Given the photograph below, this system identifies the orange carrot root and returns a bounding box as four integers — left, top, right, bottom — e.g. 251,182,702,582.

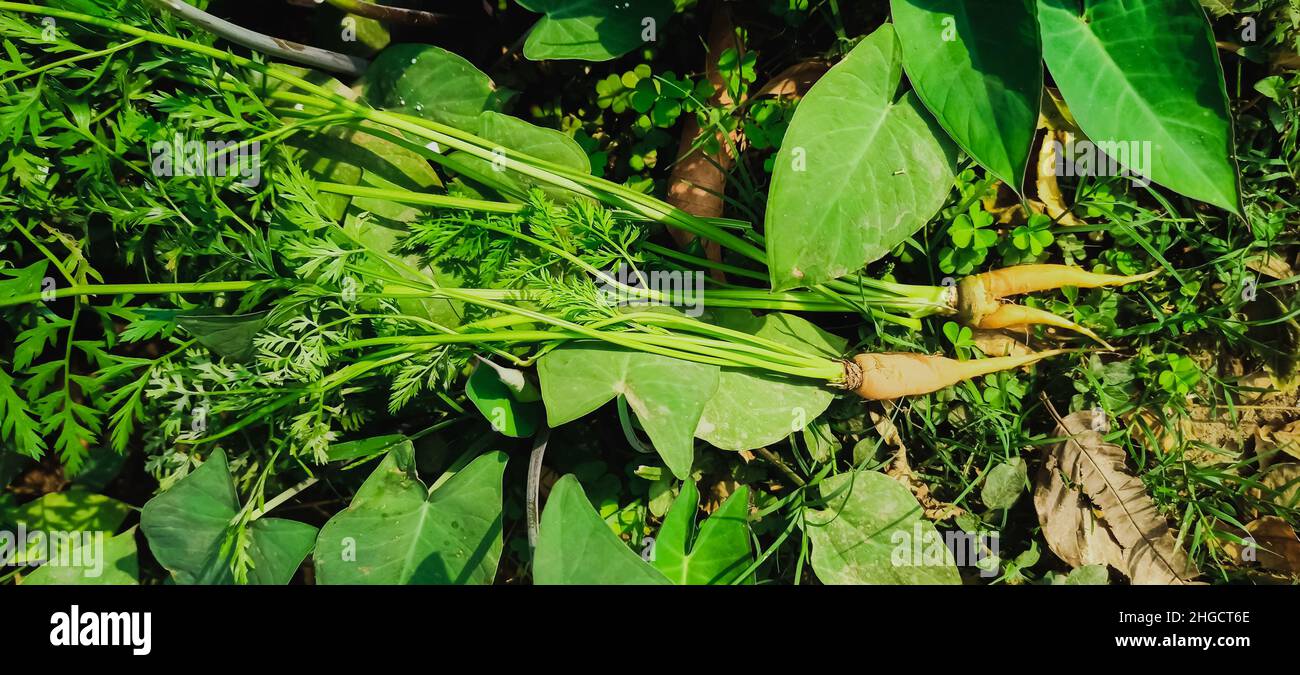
971,264,1159,301
847,350,1066,400
956,265,1158,339
976,304,1112,348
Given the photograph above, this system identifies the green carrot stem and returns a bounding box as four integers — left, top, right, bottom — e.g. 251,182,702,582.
0,36,146,86
317,182,525,214
639,241,768,282
0,281,256,307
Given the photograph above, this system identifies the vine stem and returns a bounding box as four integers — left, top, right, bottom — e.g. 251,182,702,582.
755,447,807,488
143,0,369,75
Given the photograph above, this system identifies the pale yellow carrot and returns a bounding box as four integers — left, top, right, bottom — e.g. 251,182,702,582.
848,350,1066,400
956,264,1157,342
971,265,1159,300
976,304,1112,348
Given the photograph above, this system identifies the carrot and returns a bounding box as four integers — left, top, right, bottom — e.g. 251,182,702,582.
845,350,1066,400
956,264,1157,342
976,304,1112,348
965,264,1159,302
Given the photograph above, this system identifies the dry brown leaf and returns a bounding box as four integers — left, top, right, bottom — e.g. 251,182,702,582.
701,478,738,514
1252,462,1300,511
1256,421,1300,462
980,183,1037,226
1035,130,1084,226
970,329,1033,358
1244,252,1296,280
1035,411,1201,584
1125,410,1179,454
1243,516,1300,574
752,59,829,99
1038,87,1082,135
1035,433,1128,570
875,404,964,521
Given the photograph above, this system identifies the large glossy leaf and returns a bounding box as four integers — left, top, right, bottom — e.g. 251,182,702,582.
806,470,961,584
537,344,720,479
696,311,845,451
652,482,753,584
479,111,590,171
518,0,675,62
446,111,591,199
4,489,129,533
290,124,443,220
140,449,317,585
892,0,1042,189
534,474,671,584
364,44,504,132
21,528,139,585
1037,0,1241,212
765,24,958,291
314,449,507,584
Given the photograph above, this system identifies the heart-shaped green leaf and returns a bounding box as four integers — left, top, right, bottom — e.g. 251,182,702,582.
518,0,675,62
766,24,957,291
537,344,719,479
1037,0,1241,212
534,474,671,584
365,44,504,132
696,311,845,451
652,482,753,584
140,449,317,585
807,470,961,584
892,0,1042,190
314,449,508,584
21,528,140,585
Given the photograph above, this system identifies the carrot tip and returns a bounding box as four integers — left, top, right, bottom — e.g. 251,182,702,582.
972,302,1112,347
963,264,1161,305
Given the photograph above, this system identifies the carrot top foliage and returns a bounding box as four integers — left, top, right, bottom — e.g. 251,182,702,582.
0,0,1297,587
